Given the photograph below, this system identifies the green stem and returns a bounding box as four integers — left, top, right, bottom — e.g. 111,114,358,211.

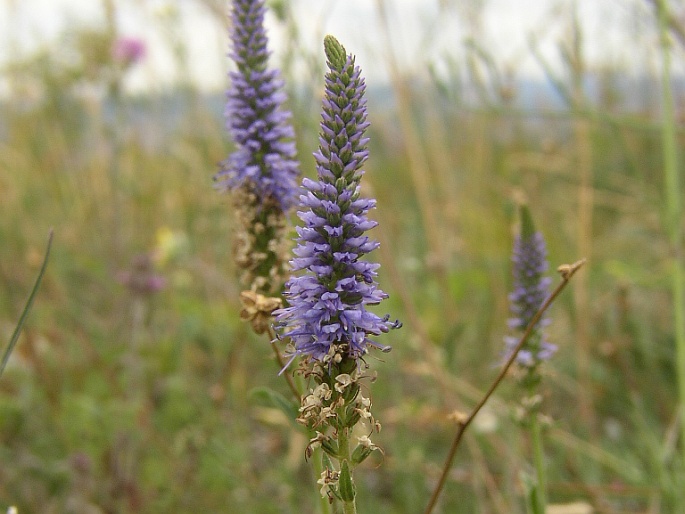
657,0,685,467
530,411,547,513
342,489,358,512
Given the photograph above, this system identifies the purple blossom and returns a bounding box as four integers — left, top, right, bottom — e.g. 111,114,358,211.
117,254,166,296
504,206,555,368
112,37,146,66
215,0,299,211
274,36,399,363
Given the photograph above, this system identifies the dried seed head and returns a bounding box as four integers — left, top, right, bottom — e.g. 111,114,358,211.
238,290,282,334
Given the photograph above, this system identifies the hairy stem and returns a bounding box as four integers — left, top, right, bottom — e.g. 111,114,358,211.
530,411,547,513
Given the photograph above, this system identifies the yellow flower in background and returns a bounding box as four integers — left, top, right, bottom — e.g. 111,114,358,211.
153,226,189,266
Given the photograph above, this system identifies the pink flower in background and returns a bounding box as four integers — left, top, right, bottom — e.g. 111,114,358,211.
113,37,146,66
117,254,166,296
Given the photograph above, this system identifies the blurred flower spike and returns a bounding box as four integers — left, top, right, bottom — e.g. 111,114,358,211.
215,0,299,210
504,205,555,373
274,35,400,364
215,0,301,295
112,37,146,67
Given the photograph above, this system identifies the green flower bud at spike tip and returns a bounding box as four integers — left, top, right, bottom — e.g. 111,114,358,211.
520,204,536,240
324,35,347,70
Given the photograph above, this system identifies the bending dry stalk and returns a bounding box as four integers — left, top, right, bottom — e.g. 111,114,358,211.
423,259,586,514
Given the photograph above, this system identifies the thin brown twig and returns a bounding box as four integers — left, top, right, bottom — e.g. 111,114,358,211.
267,325,300,401
423,258,587,514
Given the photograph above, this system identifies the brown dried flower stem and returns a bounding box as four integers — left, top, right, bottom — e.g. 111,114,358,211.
423,259,586,514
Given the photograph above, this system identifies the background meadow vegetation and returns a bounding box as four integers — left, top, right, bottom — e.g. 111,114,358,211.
1,0,684,512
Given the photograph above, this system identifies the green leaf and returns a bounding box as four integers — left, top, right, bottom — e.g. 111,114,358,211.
351,444,373,465
321,452,335,472
321,439,339,458
338,460,355,503
249,386,299,427
1,229,53,379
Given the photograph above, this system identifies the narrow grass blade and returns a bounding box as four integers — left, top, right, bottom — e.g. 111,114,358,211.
0,229,53,378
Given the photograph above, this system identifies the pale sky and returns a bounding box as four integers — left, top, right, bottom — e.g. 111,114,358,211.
0,0,675,94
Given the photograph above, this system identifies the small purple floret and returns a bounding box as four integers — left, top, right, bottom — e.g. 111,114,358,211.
215,0,299,211
274,36,399,363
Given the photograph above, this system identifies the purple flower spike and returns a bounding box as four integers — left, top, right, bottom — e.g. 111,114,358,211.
504,206,555,369
275,36,400,363
215,0,299,211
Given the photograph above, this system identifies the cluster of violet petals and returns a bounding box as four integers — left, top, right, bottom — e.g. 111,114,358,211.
274,36,399,363
504,227,556,368
215,0,299,211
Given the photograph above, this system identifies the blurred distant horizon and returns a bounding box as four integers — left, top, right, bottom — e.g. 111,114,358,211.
0,72,670,157
1,0,681,97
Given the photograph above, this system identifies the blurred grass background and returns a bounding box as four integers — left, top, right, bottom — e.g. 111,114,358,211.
1,0,685,512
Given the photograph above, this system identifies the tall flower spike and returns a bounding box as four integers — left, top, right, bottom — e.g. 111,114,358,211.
215,0,300,295
216,0,299,210
504,205,555,371
274,35,400,363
